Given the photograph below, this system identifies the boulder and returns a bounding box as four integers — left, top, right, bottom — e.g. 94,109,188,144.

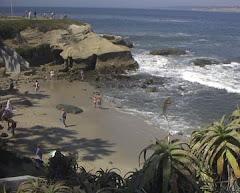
18,99,33,106
193,59,219,67
143,78,153,85
96,51,138,73
150,49,187,56
102,34,133,48
0,67,6,78
0,133,8,138
148,87,157,92
56,104,83,114
140,83,147,88
23,69,34,76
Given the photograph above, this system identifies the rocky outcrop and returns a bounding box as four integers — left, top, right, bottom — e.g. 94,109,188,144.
96,51,138,73
4,22,138,73
193,59,219,67
148,87,157,92
150,49,187,56
102,34,133,48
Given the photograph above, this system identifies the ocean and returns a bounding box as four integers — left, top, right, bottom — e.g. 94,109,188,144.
3,7,240,135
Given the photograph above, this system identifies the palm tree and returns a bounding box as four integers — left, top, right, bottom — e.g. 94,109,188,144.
190,114,240,191
139,138,201,193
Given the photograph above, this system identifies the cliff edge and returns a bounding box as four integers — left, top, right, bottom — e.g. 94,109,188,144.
0,18,138,74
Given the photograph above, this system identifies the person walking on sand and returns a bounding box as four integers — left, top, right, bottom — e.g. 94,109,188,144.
8,120,17,138
60,108,67,127
34,80,40,92
96,93,102,108
6,98,13,113
35,144,44,168
36,144,43,161
9,79,14,91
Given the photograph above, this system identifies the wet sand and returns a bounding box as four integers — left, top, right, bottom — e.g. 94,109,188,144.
1,79,183,175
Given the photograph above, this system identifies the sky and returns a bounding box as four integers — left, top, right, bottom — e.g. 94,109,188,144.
0,0,240,9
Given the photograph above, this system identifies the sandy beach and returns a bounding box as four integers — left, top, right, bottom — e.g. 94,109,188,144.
0,78,180,175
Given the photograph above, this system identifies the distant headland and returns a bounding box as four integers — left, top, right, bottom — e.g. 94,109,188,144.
192,7,240,13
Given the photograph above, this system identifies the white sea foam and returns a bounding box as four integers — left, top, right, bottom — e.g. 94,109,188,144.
134,52,240,94
181,62,240,93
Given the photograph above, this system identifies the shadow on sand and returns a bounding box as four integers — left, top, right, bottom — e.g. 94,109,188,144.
10,125,115,162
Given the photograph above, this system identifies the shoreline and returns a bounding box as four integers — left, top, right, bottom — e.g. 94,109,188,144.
1,78,185,175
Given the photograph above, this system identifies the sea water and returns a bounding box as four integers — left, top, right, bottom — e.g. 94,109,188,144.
4,7,240,135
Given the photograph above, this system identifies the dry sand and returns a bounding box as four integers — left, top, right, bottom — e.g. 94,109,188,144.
1,79,185,175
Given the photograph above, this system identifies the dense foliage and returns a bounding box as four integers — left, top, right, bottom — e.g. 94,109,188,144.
45,150,78,182
3,107,240,193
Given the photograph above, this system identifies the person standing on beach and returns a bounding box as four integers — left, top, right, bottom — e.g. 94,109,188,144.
61,109,67,127
50,70,54,79
35,144,44,168
6,98,13,113
36,145,43,161
9,120,17,138
96,93,102,108
9,79,14,91
35,80,40,92
80,70,84,80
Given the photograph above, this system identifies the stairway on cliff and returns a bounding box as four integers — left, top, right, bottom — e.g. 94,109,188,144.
0,45,29,73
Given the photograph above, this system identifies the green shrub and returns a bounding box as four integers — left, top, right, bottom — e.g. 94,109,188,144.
45,149,78,182
0,18,85,40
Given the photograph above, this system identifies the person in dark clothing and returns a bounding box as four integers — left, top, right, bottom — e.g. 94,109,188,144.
34,10,37,18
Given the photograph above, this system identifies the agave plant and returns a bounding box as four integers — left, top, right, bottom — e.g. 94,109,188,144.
95,168,124,189
190,114,240,190
41,181,72,193
75,166,99,193
139,138,201,193
124,169,146,193
17,178,47,193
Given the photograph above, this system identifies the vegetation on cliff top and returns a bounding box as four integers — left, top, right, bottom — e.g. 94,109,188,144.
0,18,85,40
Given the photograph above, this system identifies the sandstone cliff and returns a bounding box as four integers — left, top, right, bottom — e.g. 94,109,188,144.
0,19,138,74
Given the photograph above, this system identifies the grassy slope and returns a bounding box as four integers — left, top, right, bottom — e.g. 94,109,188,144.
0,18,85,39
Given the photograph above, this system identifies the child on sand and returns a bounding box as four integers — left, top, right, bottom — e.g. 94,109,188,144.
60,109,67,127
96,93,102,108
93,96,96,108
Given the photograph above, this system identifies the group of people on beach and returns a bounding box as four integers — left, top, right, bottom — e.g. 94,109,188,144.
0,76,104,169
0,98,17,138
93,93,102,108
